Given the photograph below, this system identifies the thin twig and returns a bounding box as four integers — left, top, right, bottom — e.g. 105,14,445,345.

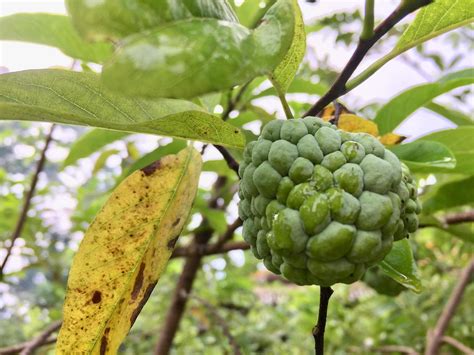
313,287,334,355
425,259,474,355
442,210,474,226
0,338,56,355
441,336,474,355
0,124,56,279
192,295,242,355
20,321,61,355
171,241,249,259
374,345,419,355
214,145,240,175
304,0,432,117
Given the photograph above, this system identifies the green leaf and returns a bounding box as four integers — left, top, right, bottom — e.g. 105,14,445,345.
65,0,238,41
425,102,474,126
92,149,120,174
63,129,129,168
379,239,422,293
0,13,113,63
423,176,474,213
418,127,474,174
374,69,474,134
253,77,328,99
233,0,276,28
119,140,188,183
0,70,245,148
396,0,474,54
389,140,456,172
268,0,306,95
102,0,295,99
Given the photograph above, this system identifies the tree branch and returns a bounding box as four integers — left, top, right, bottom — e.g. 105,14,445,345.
171,241,249,259
304,1,432,117
313,286,334,355
214,145,240,175
374,345,419,355
442,210,474,226
425,258,474,355
192,296,242,355
0,124,56,279
441,336,474,355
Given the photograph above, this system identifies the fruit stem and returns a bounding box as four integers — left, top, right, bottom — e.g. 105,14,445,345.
279,92,294,119
313,286,334,355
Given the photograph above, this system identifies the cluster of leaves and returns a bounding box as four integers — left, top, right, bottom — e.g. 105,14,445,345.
0,0,473,353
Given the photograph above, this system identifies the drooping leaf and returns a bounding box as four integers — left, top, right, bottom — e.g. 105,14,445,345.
396,0,474,54
268,0,306,95
423,176,474,213
63,129,130,168
57,147,202,353
119,140,188,182
425,101,474,126
0,13,113,63
65,0,238,41
390,140,456,172
418,127,474,174
374,69,474,134
0,70,245,148
380,239,422,293
102,0,295,99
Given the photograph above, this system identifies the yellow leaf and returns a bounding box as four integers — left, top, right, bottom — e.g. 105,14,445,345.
319,103,352,120
323,113,379,136
57,147,202,354
380,133,407,145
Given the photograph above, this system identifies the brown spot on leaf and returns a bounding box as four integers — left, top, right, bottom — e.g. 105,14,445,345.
92,291,102,304
172,218,181,227
167,236,179,250
130,282,157,326
100,335,107,355
131,263,145,300
141,160,162,176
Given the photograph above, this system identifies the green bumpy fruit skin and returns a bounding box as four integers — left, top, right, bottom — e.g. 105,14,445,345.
238,117,421,286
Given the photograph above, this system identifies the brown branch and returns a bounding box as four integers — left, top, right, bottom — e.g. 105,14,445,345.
154,177,228,355
374,345,419,355
214,145,240,175
313,286,334,355
0,321,60,355
304,0,432,117
425,258,474,355
0,124,56,279
443,210,474,226
441,336,474,355
171,241,248,259
192,296,242,355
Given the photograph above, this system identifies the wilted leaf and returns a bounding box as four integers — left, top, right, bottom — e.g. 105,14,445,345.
380,239,422,293
63,129,129,168
0,70,245,148
374,69,474,134
327,114,379,136
0,13,112,63
269,0,306,95
57,147,202,353
379,133,406,146
66,0,238,41
390,140,456,172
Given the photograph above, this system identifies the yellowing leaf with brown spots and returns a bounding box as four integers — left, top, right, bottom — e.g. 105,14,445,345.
323,113,379,136
380,132,407,145
56,147,202,354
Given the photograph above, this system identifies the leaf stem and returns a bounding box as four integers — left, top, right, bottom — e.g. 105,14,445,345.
304,0,432,117
279,93,294,119
313,286,334,355
361,0,375,40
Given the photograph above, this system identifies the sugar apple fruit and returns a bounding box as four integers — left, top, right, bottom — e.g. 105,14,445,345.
238,117,421,286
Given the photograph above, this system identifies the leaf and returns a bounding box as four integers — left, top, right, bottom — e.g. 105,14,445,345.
57,147,202,353
92,149,120,174
63,129,129,168
396,0,474,54
65,0,238,41
374,69,474,134
0,13,113,63
233,0,276,28
418,127,474,174
389,140,456,172
252,77,328,99
118,140,188,183
102,0,295,99
269,0,306,95
423,176,474,213
323,114,380,136
379,239,422,293
0,69,245,148
425,101,474,126
379,133,406,145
